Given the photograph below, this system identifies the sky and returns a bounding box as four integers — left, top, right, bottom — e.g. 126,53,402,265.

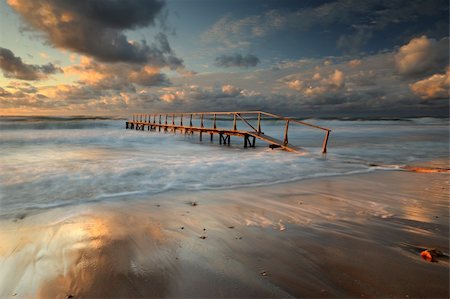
0,0,448,117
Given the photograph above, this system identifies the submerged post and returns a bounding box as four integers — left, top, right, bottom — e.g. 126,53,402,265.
283,120,289,145
257,112,261,134
322,130,330,154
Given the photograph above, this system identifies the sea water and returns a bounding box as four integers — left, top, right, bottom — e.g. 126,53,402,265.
0,116,448,218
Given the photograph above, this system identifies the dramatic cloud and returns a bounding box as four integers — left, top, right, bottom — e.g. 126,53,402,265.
395,36,449,77
214,54,260,68
410,68,450,100
0,47,61,80
7,0,183,66
2,34,448,117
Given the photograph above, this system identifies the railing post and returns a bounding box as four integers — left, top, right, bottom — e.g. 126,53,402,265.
180,114,183,126
172,114,175,125
201,114,204,128
153,114,156,123
213,113,217,129
140,114,142,122
322,130,330,154
165,114,168,124
233,113,237,131
283,119,289,145
159,114,161,124
257,112,261,134
190,114,193,127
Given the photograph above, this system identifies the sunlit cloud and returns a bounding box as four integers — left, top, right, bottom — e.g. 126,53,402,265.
410,68,450,100
394,36,449,77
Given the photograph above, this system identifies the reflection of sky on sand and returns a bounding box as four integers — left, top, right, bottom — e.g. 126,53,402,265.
0,210,178,298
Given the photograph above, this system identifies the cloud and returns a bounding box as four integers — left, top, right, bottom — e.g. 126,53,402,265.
395,36,449,77
65,56,170,89
0,47,62,80
410,68,450,100
7,0,183,66
201,0,448,51
2,35,448,116
214,54,260,68
157,84,258,104
286,69,345,97
348,59,362,68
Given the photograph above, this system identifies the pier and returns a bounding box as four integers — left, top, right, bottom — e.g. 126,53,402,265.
125,111,331,153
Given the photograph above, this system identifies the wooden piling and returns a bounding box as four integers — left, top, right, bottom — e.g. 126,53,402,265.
322,130,330,153
283,120,289,145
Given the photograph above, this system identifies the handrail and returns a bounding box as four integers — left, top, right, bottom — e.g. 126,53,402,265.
131,111,330,131
129,111,331,153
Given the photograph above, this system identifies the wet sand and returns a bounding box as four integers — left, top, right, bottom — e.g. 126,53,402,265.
0,169,448,298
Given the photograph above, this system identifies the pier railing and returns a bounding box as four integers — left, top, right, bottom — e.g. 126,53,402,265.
127,111,331,153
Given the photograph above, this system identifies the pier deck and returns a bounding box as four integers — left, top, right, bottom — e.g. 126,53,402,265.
125,111,331,153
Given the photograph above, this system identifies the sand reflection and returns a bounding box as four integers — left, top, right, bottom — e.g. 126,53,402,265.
0,210,179,298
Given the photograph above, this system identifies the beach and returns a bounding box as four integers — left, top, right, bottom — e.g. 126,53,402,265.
0,117,448,298
1,169,448,298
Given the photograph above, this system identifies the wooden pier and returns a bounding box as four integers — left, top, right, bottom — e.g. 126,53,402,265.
125,111,331,153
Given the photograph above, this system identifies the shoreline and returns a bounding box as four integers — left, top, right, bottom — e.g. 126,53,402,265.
0,169,449,298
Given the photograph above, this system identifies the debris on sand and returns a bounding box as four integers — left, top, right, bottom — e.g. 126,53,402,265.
420,249,440,262
260,270,268,276
199,235,207,239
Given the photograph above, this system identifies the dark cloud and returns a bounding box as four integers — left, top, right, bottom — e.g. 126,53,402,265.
8,0,183,67
214,54,260,68
0,47,62,80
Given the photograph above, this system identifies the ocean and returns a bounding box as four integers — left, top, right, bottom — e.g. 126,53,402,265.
0,116,448,219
